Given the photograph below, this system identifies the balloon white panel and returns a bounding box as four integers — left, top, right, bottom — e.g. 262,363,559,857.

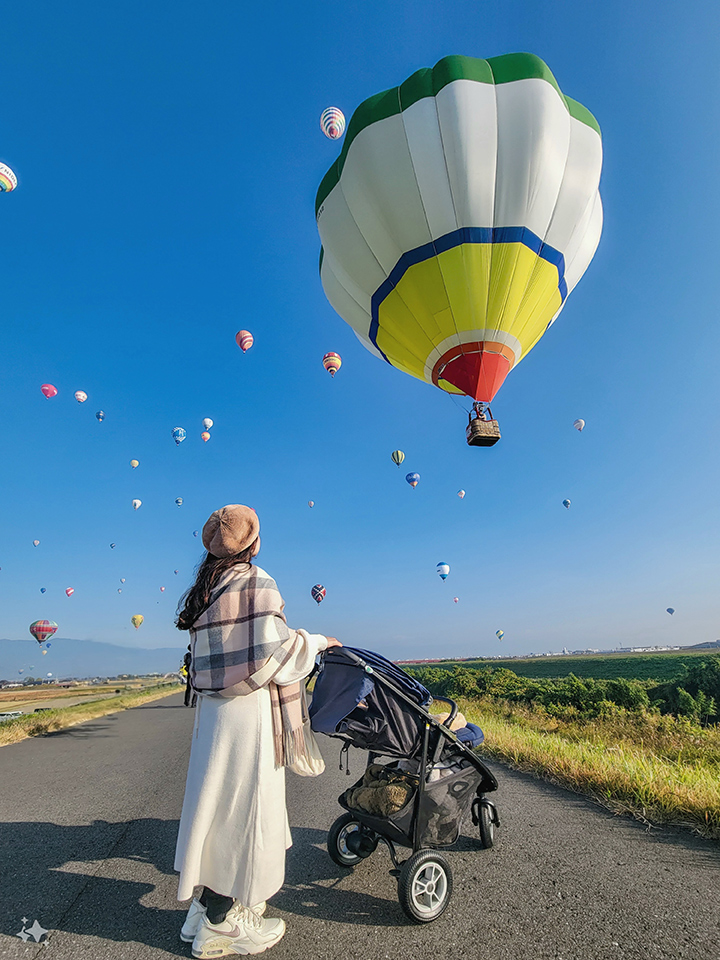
545,117,603,254
400,96,458,238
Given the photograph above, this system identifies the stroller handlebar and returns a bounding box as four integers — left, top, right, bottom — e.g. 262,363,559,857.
429,695,459,728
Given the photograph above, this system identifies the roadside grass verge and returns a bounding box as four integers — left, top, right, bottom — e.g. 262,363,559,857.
449,697,720,839
0,683,181,747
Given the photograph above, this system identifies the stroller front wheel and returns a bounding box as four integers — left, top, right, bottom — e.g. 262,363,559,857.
327,813,369,867
398,849,453,923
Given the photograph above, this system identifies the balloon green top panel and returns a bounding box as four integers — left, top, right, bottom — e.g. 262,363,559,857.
315,53,601,215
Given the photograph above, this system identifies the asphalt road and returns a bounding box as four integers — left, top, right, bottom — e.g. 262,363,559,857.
0,693,718,960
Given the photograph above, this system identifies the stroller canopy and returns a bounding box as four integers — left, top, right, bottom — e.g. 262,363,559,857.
309,646,432,758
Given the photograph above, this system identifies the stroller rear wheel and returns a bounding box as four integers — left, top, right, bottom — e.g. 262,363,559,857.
327,813,376,867
398,849,453,923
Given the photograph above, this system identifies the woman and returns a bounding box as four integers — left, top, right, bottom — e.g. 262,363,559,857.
174,503,340,958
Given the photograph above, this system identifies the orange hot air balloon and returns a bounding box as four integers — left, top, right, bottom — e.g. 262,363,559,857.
236,330,254,353
323,352,342,377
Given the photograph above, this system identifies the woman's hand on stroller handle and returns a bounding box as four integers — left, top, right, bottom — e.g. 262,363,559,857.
326,637,342,648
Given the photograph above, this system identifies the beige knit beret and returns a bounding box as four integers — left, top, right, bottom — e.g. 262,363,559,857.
202,504,260,558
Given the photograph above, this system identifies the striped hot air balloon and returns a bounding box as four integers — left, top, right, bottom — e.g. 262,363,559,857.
316,54,603,431
391,450,405,467
311,584,326,604
96,410,105,421
0,163,17,192
74,390,87,403
236,330,254,353
322,352,342,377
573,419,585,432
29,620,58,644
320,107,346,140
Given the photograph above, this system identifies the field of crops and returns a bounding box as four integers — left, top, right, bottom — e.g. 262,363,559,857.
424,650,714,681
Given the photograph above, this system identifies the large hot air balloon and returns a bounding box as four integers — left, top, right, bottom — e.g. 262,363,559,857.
405,472,420,488
436,562,450,580
322,352,342,377
41,384,58,399
74,390,87,403
29,620,58,644
175,497,183,507
130,459,139,469
203,418,214,431
132,499,142,510
320,107,346,140
131,614,144,629
96,410,105,422
316,54,603,445
311,584,326,604
573,419,585,432
201,432,211,442
562,499,571,509
0,162,17,192
391,450,405,467
236,330,254,353
172,427,186,445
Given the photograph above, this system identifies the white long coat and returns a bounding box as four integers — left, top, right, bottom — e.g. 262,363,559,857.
174,629,328,905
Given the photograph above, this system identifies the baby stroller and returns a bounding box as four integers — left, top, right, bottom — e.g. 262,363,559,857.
309,646,500,923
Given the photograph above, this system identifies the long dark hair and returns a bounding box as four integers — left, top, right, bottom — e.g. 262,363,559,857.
176,542,257,631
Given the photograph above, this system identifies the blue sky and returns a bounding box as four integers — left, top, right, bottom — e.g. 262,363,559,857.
2,0,719,667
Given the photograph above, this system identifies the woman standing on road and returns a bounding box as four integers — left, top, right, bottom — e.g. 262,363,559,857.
174,504,340,958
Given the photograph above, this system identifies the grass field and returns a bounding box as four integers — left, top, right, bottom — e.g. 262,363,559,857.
0,682,181,747
421,650,715,682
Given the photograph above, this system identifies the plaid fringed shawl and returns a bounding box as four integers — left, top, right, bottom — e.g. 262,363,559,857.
189,565,311,768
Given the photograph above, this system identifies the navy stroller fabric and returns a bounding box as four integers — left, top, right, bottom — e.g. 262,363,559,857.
309,646,433,758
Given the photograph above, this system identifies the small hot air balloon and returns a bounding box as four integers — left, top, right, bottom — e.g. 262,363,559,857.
118,588,122,594
201,432,210,442
65,587,74,597
120,578,125,583
308,500,315,508
457,490,466,499
29,620,58,644
96,410,105,422
666,608,675,615
130,459,139,469
42,650,48,655
132,499,142,511
311,584,326,604
40,587,46,594
0,162,18,192
175,497,183,507
41,384,58,399
496,630,504,641
562,499,571,509
573,419,586,432
172,427,187,445
406,473,420,488
174,569,179,575
160,586,166,592
203,418,213,431
47,672,53,678
18,669,24,675
322,352,342,377
453,597,459,603
110,542,116,549
46,642,51,648
436,562,450,581
193,530,199,537
320,106,346,140
391,450,405,467
236,330,254,353
131,614,144,629
33,540,40,547
74,390,87,403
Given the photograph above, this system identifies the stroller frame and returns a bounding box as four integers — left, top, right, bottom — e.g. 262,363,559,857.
314,648,500,922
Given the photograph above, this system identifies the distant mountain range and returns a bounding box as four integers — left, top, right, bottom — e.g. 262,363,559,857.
0,637,186,681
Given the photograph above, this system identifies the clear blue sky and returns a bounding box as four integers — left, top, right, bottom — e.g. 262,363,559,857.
2,0,719,665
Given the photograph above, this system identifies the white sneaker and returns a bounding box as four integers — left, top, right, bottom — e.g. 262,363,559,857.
192,905,285,958
181,898,266,943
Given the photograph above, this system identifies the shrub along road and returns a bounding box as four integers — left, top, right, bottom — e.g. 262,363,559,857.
0,693,718,960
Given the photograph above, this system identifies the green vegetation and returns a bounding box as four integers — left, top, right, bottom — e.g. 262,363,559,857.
0,682,180,747
424,649,716,682
414,656,720,837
